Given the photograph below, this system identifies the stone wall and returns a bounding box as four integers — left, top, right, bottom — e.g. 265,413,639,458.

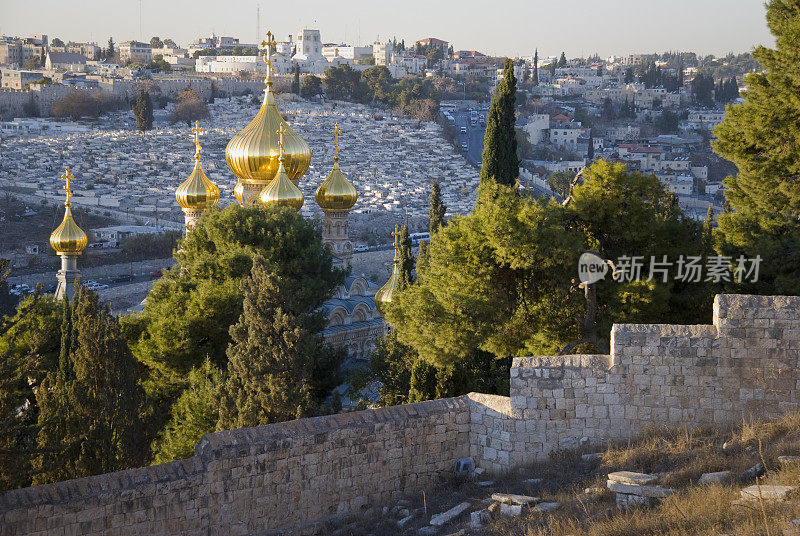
0,398,469,536
4,294,800,534
478,294,800,471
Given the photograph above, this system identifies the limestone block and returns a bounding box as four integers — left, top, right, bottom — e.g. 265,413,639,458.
740,485,797,501
490,493,540,505
699,471,732,485
607,471,658,485
429,501,471,526
607,481,675,498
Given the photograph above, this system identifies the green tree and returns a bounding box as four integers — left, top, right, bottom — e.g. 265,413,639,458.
300,74,323,99
132,89,153,131
546,170,576,198
361,65,395,103
291,64,300,95
123,205,344,440
480,58,519,187
691,72,715,107
151,358,222,463
713,0,800,295
23,55,41,70
34,288,145,484
0,291,60,491
323,64,365,101
217,255,336,429
398,225,415,289
107,37,115,60
429,180,446,234
532,49,539,86
624,67,634,83
558,51,567,67
149,36,163,49
51,38,64,48
587,129,595,160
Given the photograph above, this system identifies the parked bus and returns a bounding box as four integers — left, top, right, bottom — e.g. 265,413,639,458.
409,232,430,245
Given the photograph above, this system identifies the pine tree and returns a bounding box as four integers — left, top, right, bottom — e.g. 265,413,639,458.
480,58,519,187
217,255,322,429
34,289,145,484
398,225,415,289
291,64,300,95
558,51,567,67
429,181,446,234
132,90,153,131
587,129,595,160
713,0,800,294
106,37,115,60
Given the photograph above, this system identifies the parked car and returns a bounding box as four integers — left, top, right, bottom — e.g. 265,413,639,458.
460,127,467,134
354,245,369,252
150,270,163,279
110,274,133,283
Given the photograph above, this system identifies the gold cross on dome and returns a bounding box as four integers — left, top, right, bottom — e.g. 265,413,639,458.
192,121,203,156
61,166,74,205
277,123,286,159
261,30,277,84
333,123,342,159
392,224,400,249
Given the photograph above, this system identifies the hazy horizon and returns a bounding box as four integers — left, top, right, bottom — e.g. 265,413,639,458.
2,0,774,59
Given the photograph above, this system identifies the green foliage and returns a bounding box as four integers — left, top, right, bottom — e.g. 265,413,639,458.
385,160,709,371
51,38,64,48
656,110,680,134
149,36,163,49
429,181,446,235
34,288,145,484
124,205,344,436
558,52,567,67
151,358,222,463
713,0,800,295
132,89,153,131
291,64,300,95
398,225,415,289
122,230,180,260
217,255,341,429
323,64,366,101
0,295,60,490
480,59,519,187
691,72,715,107
546,170,576,198
106,37,115,59
300,75,323,99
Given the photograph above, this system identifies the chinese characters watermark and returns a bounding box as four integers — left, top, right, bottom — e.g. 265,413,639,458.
578,253,761,285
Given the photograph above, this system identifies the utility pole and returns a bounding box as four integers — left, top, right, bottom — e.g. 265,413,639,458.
139,0,143,42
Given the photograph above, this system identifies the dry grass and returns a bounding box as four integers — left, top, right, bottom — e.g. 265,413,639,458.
485,412,800,536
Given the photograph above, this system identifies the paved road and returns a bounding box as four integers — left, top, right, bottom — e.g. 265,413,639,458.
451,108,489,167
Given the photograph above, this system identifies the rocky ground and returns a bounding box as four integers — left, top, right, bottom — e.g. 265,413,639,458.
321,411,800,536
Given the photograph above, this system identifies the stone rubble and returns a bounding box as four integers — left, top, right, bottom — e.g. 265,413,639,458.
699,471,732,484
429,501,471,526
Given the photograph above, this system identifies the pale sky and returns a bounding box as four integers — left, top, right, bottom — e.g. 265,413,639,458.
1,0,774,59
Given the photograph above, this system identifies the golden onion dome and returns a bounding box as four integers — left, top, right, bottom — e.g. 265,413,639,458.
176,122,220,211
50,167,88,255
259,124,304,211
226,32,310,185
375,225,403,316
315,123,357,212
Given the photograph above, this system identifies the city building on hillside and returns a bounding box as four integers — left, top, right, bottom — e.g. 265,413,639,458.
119,41,152,64
195,55,266,74
415,37,449,52
45,51,88,72
550,121,584,151
91,225,162,247
1,69,45,89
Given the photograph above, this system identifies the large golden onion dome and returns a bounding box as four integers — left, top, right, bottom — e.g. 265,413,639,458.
375,225,403,316
225,31,310,186
176,122,220,211
315,123,357,212
259,124,304,211
50,167,88,255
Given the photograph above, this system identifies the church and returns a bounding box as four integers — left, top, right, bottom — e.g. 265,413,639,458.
49,30,399,362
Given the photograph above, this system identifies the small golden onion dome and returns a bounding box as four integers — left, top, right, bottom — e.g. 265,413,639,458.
233,180,245,205
315,123,357,212
225,89,311,184
375,225,403,316
259,160,304,211
176,122,220,210
50,167,88,255
375,262,401,316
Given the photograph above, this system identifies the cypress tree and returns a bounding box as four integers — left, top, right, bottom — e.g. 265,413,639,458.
480,58,519,187
132,90,153,131
713,0,800,294
558,51,567,67
291,64,300,95
398,225,415,289
217,255,322,430
429,180,446,235
34,288,145,484
532,49,539,86
587,129,595,160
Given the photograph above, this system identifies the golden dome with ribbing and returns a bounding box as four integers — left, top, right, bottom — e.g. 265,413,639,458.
225,32,310,185
176,122,220,211
315,123,357,212
259,161,304,211
50,167,88,255
259,123,304,211
375,225,403,316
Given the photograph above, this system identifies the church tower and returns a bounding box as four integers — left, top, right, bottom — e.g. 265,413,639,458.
50,167,87,300
225,30,311,205
315,123,357,264
175,121,220,231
